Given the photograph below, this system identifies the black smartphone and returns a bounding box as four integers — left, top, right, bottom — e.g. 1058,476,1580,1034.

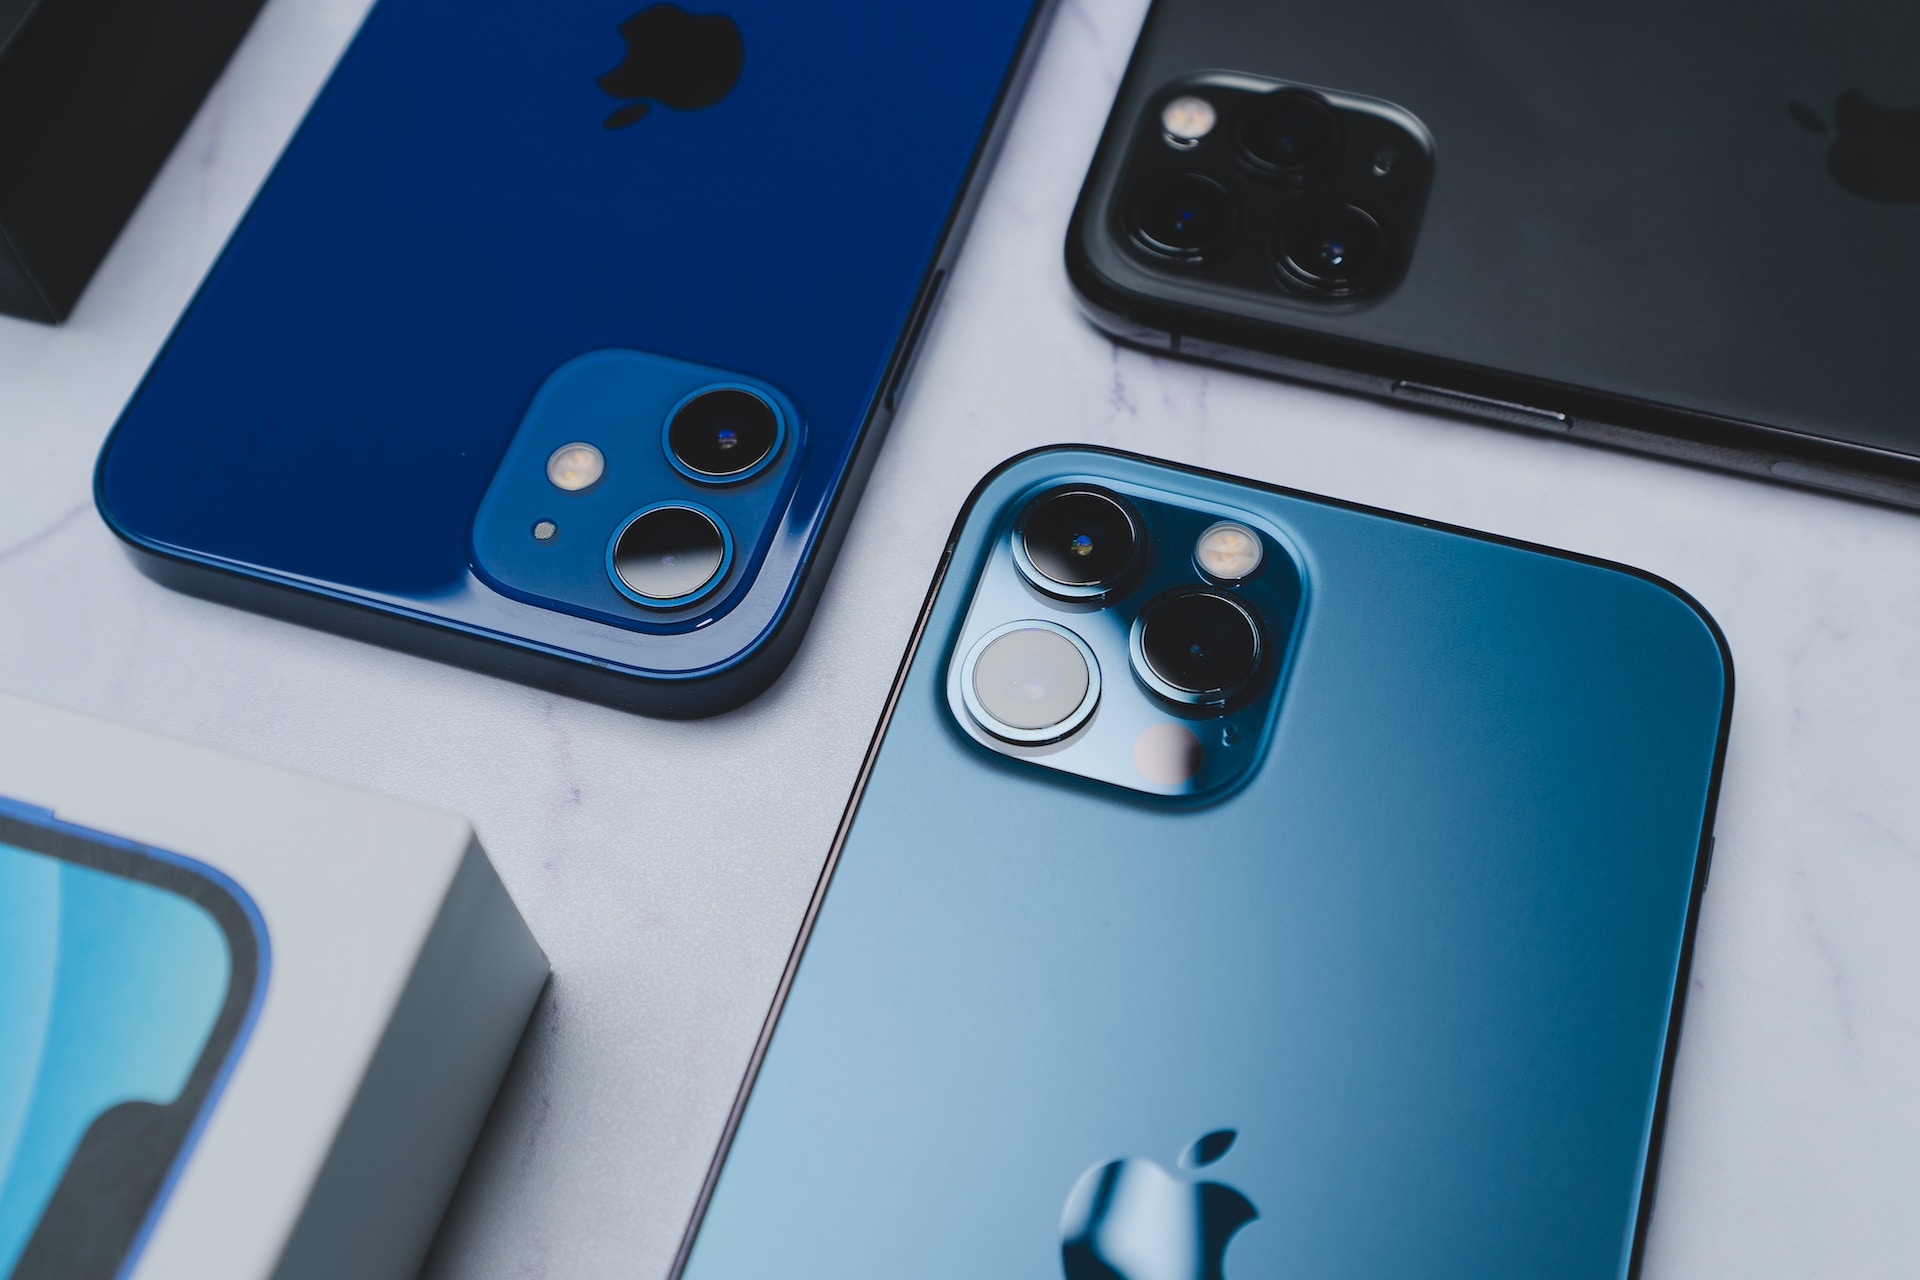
1066,0,1920,508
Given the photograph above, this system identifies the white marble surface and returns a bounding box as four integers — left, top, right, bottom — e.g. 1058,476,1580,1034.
4,0,1920,1275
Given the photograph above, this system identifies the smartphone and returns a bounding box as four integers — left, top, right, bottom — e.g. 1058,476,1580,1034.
670,447,1731,1278
1066,0,1920,509
0,799,265,1280
94,0,1055,717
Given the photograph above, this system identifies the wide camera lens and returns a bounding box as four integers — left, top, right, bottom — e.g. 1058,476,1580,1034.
1018,488,1140,596
609,505,729,606
1239,89,1341,177
1134,591,1261,703
667,388,780,480
1130,174,1234,259
965,622,1099,743
1274,202,1389,295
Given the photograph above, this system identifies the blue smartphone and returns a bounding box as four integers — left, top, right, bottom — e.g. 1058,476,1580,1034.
93,0,1054,717
0,799,266,1280
672,447,1732,1278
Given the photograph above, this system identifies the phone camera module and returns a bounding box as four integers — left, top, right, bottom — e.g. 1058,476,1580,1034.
666,387,782,481
1238,88,1342,178
961,620,1101,744
1130,173,1236,260
1274,202,1389,296
1131,590,1262,704
1015,487,1142,598
608,504,731,607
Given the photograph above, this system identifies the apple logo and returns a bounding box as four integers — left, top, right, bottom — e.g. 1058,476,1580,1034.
1060,1129,1258,1280
597,4,744,130
1789,91,1920,204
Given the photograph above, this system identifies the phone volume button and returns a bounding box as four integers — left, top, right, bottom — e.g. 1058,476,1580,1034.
1391,381,1569,433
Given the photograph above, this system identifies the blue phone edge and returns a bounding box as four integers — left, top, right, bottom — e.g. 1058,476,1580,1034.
664,443,1736,1278
89,0,1064,720
0,795,271,1278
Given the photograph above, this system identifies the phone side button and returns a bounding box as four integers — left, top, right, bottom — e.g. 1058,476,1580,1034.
1703,836,1715,883
1391,381,1570,433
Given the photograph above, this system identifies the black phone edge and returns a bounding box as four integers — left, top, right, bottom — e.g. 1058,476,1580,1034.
667,441,1736,1279
92,0,1062,721
1062,48,1920,513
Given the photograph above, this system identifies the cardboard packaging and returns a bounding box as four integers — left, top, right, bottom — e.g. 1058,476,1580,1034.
0,0,266,321
0,693,548,1279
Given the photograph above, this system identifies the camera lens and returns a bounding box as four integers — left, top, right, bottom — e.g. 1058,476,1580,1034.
1130,173,1235,259
1239,89,1341,177
963,621,1100,743
1017,487,1141,597
667,388,781,480
1133,590,1262,703
1274,202,1389,295
608,504,729,606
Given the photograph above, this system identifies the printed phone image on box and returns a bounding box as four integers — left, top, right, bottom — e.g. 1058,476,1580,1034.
0,800,265,1280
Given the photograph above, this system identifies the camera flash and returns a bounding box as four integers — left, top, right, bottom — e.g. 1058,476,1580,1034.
546,442,604,491
1195,521,1263,580
532,520,558,542
1161,95,1217,146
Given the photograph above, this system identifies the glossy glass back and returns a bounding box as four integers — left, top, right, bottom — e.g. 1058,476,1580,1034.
679,449,1731,1279
0,801,264,1280
96,0,1043,710
1070,0,1920,464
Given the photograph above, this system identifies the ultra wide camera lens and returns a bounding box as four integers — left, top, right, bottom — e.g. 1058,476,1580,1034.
609,505,729,606
1130,173,1235,259
1274,202,1389,295
667,388,780,480
1017,488,1141,596
1133,590,1262,703
1239,89,1341,177
963,621,1100,743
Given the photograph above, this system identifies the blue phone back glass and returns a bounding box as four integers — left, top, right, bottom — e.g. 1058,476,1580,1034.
0,842,231,1273
680,449,1731,1279
97,0,1039,683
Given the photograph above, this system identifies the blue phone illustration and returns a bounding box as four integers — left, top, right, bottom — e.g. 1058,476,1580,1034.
673,447,1732,1278
93,0,1054,717
0,801,266,1280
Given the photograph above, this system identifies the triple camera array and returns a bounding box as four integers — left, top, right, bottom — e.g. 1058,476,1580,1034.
962,485,1271,751
1119,77,1432,300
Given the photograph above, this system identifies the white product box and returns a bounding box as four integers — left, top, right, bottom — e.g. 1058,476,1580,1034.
0,692,547,1280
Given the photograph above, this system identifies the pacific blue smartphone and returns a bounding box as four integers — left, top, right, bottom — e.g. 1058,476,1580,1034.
671,446,1731,1278
94,0,1054,717
1067,0,1920,509
0,799,265,1280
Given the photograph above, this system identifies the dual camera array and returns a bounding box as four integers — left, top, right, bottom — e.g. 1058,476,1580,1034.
1121,79,1431,299
962,485,1269,746
539,386,781,609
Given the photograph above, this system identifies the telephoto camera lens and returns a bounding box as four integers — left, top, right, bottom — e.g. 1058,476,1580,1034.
609,505,729,606
1130,173,1235,259
667,388,780,480
1238,89,1341,177
1133,590,1262,704
1017,487,1141,596
1274,202,1389,296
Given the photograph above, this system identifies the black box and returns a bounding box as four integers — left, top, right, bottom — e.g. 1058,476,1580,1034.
0,0,265,322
